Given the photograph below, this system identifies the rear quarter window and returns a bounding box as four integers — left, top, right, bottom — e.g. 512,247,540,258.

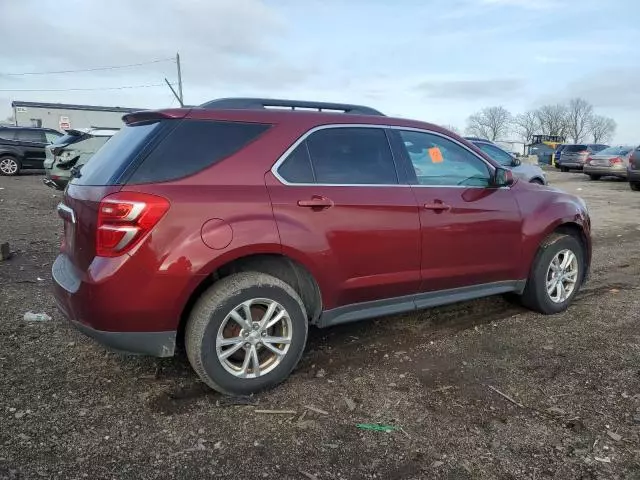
127,120,270,184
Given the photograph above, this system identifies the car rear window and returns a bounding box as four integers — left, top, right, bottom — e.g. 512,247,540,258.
72,121,163,186
54,132,86,146
127,120,270,184
596,146,632,156
563,145,588,153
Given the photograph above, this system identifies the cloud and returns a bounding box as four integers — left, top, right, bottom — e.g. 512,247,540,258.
0,0,306,93
416,78,525,100
562,68,640,109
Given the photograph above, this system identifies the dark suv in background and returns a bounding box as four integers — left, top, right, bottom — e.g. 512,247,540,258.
0,126,63,175
629,147,640,191
53,98,591,395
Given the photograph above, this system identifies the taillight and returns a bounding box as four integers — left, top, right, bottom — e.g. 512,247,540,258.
96,192,169,257
609,157,622,165
586,157,593,165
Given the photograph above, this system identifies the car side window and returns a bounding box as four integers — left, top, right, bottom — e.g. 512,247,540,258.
476,143,513,166
278,143,315,183
17,130,45,143
399,131,491,187
304,127,398,185
45,131,61,143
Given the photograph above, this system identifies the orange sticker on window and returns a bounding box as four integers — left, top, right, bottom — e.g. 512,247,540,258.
428,147,444,163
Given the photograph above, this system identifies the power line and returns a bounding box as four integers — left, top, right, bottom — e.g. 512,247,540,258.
1,58,175,76
0,83,176,92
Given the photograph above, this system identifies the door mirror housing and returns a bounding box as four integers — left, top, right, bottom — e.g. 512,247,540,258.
511,157,521,167
493,167,514,187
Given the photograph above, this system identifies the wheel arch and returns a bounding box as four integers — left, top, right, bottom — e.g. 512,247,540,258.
177,253,322,348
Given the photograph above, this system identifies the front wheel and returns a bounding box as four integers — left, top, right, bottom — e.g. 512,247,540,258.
521,233,584,314
631,182,640,192
185,272,308,395
0,156,20,176
560,167,569,173
589,174,601,181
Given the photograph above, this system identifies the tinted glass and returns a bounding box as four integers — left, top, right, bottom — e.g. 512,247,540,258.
400,131,490,187
596,146,632,156
564,145,588,153
590,144,608,152
0,129,16,140
305,128,398,185
474,142,513,166
278,144,314,183
73,122,162,186
53,133,85,146
17,130,45,143
128,120,270,184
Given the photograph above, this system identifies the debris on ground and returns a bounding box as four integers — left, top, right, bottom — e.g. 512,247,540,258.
607,431,622,442
315,368,326,378
23,311,51,322
594,457,612,463
546,407,566,415
298,470,319,480
356,423,397,432
486,385,525,408
254,409,297,415
304,405,329,415
343,397,356,411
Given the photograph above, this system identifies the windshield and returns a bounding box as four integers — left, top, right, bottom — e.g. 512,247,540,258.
596,146,632,156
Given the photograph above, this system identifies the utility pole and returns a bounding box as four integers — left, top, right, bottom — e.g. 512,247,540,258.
164,52,184,107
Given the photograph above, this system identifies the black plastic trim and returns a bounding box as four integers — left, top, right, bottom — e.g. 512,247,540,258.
316,280,526,328
200,97,384,116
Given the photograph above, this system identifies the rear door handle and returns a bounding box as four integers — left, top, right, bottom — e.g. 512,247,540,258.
423,202,451,212
297,196,334,209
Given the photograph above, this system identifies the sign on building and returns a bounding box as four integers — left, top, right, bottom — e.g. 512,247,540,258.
59,116,71,130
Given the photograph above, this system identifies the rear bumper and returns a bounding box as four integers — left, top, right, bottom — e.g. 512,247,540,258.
583,165,627,178
52,254,179,357
558,162,584,169
43,170,68,190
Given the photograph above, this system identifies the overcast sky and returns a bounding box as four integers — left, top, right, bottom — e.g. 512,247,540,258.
1,0,639,142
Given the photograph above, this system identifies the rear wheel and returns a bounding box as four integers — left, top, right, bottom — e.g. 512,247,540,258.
521,233,584,315
589,174,601,181
185,272,308,395
631,182,640,191
0,156,20,176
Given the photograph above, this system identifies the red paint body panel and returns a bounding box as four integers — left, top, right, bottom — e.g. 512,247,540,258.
52,106,592,342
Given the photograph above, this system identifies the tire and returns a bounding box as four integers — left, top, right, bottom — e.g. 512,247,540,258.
0,156,20,176
631,182,640,192
589,174,600,181
560,167,569,173
529,178,544,185
185,272,308,395
521,233,584,315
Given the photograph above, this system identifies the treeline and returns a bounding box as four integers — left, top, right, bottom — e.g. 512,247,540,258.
464,98,616,144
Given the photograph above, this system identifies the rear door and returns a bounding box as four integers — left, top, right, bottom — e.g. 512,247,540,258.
391,129,523,292
16,129,47,167
266,126,421,310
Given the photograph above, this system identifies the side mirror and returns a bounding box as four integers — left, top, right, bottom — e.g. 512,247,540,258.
493,167,514,187
511,157,521,167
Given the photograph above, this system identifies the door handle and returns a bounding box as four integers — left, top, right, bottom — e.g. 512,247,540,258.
297,196,334,209
423,202,451,212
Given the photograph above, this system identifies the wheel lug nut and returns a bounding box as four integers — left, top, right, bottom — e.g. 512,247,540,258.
244,342,251,348
261,331,267,337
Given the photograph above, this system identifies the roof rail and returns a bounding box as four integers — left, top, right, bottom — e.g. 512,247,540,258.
199,97,385,116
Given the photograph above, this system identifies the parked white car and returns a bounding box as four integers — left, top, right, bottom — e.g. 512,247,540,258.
467,138,547,185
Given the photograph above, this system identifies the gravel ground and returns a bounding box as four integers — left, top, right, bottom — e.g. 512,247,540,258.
1,170,640,480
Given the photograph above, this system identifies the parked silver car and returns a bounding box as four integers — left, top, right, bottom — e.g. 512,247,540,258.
583,145,635,180
557,144,608,172
468,139,547,184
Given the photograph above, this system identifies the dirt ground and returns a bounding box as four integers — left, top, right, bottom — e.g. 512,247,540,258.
1,170,640,480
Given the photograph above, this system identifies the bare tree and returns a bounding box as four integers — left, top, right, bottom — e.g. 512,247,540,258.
565,98,594,143
535,104,569,138
441,124,462,135
589,115,616,143
465,106,512,141
513,110,539,144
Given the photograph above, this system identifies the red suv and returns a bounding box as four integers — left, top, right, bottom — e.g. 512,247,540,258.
53,98,591,395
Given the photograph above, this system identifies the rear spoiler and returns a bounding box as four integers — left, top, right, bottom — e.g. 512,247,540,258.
122,109,189,125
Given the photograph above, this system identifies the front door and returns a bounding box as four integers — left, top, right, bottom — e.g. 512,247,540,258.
391,129,523,292
17,129,47,168
266,126,422,310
